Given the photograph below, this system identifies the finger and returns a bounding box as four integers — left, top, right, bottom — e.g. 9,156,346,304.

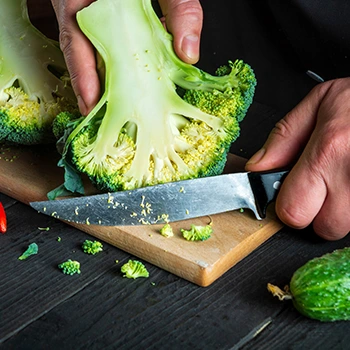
275,79,350,238
276,132,350,239
245,81,335,171
51,1,100,115
312,181,350,240
275,157,327,230
158,0,203,63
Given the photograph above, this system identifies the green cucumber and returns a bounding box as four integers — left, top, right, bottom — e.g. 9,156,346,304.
268,247,350,322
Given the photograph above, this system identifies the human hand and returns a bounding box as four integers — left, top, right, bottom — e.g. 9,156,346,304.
51,0,203,115
245,78,350,240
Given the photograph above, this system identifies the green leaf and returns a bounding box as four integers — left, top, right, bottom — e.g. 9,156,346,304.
18,243,38,260
47,159,85,200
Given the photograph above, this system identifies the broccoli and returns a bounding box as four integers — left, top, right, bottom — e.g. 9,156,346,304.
159,223,174,238
0,0,78,145
181,224,213,241
58,259,81,275
121,259,149,279
54,0,256,194
82,239,103,255
18,242,38,260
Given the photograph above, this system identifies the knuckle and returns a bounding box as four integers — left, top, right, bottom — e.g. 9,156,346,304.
270,117,294,140
58,28,73,54
169,0,203,19
313,124,350,170
313,219,349,241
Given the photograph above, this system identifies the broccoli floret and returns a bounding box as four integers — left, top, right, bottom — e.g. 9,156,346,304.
52,112,82,140
181,224,213,241
58,259,81,275
0,0,77,145
159,223,174,238
82,239,103,255
121,259,149,279
55,0,256,194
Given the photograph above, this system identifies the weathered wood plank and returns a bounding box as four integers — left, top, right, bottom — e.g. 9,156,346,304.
0,200,130,343
3,223,349,349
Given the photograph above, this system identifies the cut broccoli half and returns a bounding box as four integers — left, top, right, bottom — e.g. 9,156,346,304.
53,0,256,195
0,0,78,145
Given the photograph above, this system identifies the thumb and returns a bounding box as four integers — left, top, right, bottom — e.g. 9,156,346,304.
52,1,100,115
158,0,203,64
245,82,333,171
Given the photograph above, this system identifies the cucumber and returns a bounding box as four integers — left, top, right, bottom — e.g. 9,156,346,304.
268,247,350,322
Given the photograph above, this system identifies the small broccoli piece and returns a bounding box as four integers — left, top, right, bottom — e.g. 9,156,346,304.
58,259,81,275
52,0,256,196
18,242,38,260
181,224,213,241
52,112,82,140
121,259,149,279
0,0,77,145
159,223,174,238
82,239,103,255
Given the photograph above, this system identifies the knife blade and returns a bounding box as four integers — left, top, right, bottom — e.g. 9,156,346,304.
30,169,288,226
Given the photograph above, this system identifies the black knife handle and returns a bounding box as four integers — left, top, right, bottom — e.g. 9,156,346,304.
248,169,289,219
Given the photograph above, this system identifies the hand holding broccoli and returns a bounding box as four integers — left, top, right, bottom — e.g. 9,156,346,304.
51,0,203,115
246,78,350,241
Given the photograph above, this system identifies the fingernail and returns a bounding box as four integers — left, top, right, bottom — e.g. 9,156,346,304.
182,34,199,61
246,148,266,165
77,95,88,116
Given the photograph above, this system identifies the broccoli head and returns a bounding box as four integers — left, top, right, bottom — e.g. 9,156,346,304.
56,0,256,194
0,0,77,145
121,259,150,279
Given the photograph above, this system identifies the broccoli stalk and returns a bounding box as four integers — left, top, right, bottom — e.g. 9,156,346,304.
0,0,77,145
55,0,256,194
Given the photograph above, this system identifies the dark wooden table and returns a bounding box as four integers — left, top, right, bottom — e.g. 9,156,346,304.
1,2,350,349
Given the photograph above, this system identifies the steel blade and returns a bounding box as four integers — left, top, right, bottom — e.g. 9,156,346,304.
30,172,261,226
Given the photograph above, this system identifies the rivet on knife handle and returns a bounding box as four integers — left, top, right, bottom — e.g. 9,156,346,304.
248,169,289,219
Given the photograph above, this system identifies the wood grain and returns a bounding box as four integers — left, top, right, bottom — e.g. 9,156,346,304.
0,145,283,286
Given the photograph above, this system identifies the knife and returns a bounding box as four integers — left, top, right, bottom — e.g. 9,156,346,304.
30,169,288,226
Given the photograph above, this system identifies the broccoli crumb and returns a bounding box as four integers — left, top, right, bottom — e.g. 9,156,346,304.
58,259,81,275
82,239,103,255
121,259,149,279
181,224,213,241
18,242,38,260
159,223,174,238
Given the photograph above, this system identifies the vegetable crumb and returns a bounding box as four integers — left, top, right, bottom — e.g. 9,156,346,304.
18,243,38,260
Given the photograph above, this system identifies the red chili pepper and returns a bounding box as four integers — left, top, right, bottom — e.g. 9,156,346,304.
0,202,7,233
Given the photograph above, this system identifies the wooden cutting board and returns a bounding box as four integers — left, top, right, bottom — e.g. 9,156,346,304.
0,144,283,286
